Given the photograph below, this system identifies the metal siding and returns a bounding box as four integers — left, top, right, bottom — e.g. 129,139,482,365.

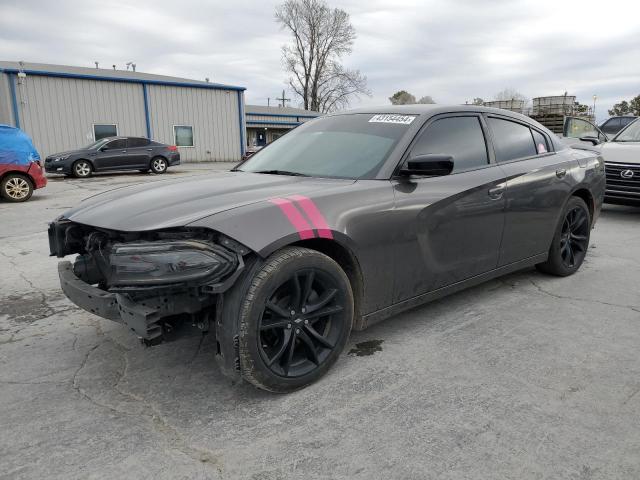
147,84,240,162
0,73,14,126
14,75,146,158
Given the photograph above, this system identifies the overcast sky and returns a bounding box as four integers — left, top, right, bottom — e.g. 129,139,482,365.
1,0,639,121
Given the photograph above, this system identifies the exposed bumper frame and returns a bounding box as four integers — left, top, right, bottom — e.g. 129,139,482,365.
58,261,120,320
58,259,242,342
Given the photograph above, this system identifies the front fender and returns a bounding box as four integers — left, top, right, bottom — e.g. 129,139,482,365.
187,195,359,259
187,180,397,315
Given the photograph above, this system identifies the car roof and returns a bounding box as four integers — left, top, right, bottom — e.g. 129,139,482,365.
102,136,149,141
328,104,565,152
331,104,536,122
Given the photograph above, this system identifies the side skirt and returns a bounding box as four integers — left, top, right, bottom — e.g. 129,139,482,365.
360,252,548,330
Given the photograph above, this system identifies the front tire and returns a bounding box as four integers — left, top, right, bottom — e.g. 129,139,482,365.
72,160,92,178
150,157,168,174
1,174,33,202
536,196,591,276
235,247,353,392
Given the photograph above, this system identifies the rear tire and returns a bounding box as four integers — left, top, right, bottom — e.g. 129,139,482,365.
1,174,33,202
150,157,168,174
230,247,353,392
536,196,591,276
72,160,92,178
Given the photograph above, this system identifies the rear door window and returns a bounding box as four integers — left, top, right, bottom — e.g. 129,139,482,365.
411,116,489,173
127,138,150,148
531,129,549,154
488,118,537,162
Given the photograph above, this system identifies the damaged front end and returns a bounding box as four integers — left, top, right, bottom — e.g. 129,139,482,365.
49,220,248,345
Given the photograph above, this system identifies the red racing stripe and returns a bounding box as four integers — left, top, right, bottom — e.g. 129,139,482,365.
269,198,315,240
288,195,333,239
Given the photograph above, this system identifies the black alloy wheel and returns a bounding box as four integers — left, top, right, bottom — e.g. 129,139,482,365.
536,196,591,276
232,247,354,392
258,269,345,378
559,205,589,268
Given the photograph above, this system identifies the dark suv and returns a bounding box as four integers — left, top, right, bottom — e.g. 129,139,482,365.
45,136,180,178
599,116,637,137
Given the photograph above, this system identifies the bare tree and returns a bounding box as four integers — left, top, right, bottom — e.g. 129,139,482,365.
275,0,370,113
494,88,527,102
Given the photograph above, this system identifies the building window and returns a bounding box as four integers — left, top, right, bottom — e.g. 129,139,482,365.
94,124,118,141
174,125,194,147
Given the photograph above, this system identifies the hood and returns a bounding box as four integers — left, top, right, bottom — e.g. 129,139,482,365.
48,150,84,158
601,141,640,165
62,171,354,231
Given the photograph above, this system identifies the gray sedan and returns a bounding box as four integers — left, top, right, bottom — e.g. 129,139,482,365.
44,136,180,177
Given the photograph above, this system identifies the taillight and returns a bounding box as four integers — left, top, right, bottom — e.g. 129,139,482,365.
168,145,178,152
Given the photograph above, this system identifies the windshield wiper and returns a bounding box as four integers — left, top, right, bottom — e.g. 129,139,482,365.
253,169,309,177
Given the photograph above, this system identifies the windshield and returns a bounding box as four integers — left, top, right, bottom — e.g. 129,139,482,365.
238,113,416,179
82,138,110,150
614,119,640,142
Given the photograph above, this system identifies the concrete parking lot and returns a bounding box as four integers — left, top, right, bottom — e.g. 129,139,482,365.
1,165,639,480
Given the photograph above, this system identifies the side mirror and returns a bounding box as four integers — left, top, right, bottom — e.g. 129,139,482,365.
400,154,454,176
579,136,602,146
99,146,109,151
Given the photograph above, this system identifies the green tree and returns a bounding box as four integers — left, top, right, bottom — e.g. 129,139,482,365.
472,97,484,106
629,95,640,116
607,95,640,116
608,100,630,116
418,95,436,104
389,90,416,105
574,102,589,114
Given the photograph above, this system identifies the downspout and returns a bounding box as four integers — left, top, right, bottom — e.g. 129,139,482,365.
142,83,152,139
237,90,246,159
8,73,21,129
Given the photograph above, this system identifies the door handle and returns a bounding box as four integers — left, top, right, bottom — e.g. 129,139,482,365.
146,148,153,151
556,168,567,178
488,186,505,200
121,150,127,153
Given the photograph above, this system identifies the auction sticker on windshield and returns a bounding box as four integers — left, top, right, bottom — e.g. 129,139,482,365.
369,114,417,125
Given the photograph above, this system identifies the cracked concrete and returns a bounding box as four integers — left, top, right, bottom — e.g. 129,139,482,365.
1,165,640,479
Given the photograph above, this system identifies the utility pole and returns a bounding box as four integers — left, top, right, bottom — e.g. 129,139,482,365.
592,95,597,122
275,89,290,108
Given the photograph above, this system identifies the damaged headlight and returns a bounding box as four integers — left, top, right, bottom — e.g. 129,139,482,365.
109,240,237,286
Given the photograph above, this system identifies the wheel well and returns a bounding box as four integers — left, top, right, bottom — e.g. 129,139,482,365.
73,158,94,170
152,155,167,161
1,171,33,187
292,238,365,329
572,188,594,220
